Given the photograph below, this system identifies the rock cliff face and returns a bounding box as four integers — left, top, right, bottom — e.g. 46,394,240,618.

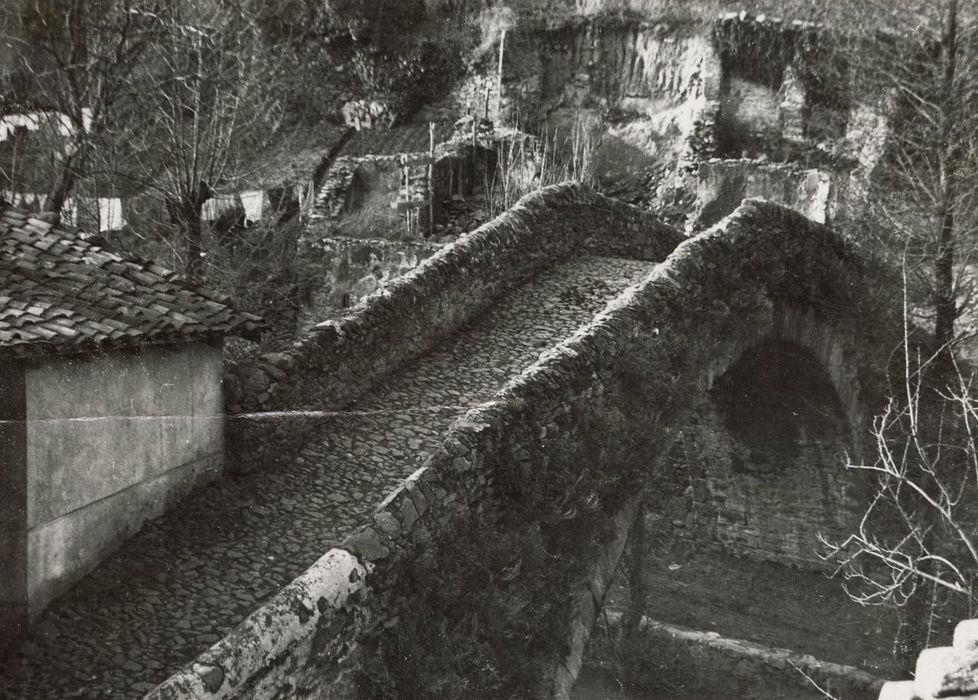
418,16,720,191
412,8,889,220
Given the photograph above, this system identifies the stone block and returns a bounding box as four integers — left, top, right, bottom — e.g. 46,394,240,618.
398,497,419,531
374,511,401,538
344,527,389,562
954,620,978,650
915,646,978,699
404,481,428,518
876,681,916,700
192,662,225,693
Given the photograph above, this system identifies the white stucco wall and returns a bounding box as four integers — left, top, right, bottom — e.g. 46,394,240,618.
23,340,224,619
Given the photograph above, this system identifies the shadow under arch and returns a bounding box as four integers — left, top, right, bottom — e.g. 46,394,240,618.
656,336,875,571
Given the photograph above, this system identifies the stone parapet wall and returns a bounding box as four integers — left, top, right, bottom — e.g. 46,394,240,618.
144,550,368,700
342,198,895,695
223,183,681,473
349,197,896,697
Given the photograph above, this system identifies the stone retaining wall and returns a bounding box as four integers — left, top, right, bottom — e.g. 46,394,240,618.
294,237,444,336
585,613,884,699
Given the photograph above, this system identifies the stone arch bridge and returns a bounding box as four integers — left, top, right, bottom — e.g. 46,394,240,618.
0,183,904,699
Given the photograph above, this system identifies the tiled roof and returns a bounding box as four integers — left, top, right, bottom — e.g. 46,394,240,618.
1,204,264,357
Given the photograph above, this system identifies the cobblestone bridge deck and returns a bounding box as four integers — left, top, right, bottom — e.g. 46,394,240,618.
0,255,657,699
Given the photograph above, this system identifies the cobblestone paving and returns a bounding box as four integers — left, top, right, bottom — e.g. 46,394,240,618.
0,256,656,699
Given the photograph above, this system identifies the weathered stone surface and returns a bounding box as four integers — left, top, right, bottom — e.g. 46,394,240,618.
225,183,681,421
915,647,978,699
143,549,367,700
955,620,978,651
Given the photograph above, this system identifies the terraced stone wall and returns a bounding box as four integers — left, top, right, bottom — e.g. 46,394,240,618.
223,183,681,474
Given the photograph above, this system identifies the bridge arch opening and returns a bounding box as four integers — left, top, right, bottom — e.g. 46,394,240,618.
651,338,870,569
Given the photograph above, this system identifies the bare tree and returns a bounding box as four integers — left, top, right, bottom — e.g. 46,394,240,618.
821,305,978,666
840,0,978,362
103,0,285,279
0,0,164,214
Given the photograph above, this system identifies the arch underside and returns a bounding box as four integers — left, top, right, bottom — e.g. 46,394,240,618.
651,336,872,570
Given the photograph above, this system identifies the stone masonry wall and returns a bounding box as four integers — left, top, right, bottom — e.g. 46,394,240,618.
294,237,444,336
533,200,900,697
649,361,872,571
686,158,842,232
149,196,900,699
223,182,682,474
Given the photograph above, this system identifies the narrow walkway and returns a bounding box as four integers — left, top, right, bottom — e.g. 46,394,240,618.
0,256,657,699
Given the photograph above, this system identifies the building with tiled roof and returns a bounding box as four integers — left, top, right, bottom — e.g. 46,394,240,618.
1,204,262,355
0,204,263,636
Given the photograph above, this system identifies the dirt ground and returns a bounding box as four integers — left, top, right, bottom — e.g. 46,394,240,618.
606,549,914,679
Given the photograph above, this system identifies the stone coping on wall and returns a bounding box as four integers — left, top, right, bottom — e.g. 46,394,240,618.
143,550,367,699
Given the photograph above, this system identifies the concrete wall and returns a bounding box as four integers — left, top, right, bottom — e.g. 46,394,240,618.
20,340,224,620
0,359,27,646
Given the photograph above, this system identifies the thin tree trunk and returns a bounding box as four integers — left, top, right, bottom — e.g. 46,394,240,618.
170,196,206,281
934,0,958,364
622,502,647,639
899,2,960,670
43,145,85,220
